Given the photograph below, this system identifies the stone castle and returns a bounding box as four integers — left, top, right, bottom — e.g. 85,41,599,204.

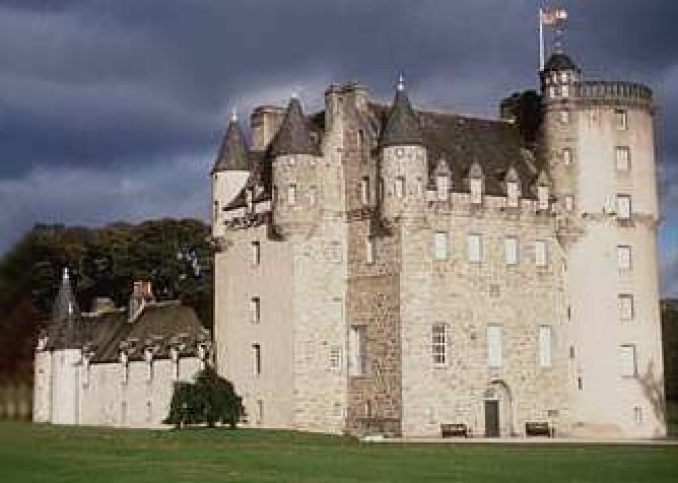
212,45,666,439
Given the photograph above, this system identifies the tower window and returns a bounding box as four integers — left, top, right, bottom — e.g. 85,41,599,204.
535,240,548,267
539,326,553,368
436,174,450,201
467,233,482,263
432,324,448,366
487,325,503,368
616,195,632,220
252,344,262,375
615,109,628,130
559,110,570,124
619,294,634,321
395,177,405,199
308,185,318,206
360,177,370,205
251,241,261,266
250,297,261,323
504,237,518,265
433,231,449,260
619,344,637,377
288,184,297,206
617,245,632,271
329,346,342,372
349,325,366,377
616,147,631,172
562,148,573,165
366,237,376,265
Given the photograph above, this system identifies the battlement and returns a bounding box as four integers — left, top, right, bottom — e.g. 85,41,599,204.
575,80,652,104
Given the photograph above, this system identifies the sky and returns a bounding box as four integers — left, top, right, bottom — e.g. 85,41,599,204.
0,0,676,296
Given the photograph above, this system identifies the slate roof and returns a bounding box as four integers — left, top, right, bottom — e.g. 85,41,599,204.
270,98,322,157
379,89,425,148
544,52,579,72
212,119,250,173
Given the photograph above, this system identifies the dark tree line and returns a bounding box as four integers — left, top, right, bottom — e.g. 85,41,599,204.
662,300,678,403
0,219,213,383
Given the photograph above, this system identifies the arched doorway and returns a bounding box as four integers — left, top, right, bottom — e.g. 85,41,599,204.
483,380,513,437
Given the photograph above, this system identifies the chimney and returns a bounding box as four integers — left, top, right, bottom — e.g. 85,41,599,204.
250,105,286,152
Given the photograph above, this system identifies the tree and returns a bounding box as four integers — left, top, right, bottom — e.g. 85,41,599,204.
164,367,245,429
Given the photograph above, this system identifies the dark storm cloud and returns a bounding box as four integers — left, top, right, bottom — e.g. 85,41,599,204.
0,0,676,294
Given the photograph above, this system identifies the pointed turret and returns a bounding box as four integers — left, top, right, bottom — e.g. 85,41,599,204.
212,112,250,173
379,75,425,149
270,97,321,157
51,267,80,323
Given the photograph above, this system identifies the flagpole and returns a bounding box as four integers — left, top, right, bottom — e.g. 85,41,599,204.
539,8,545,71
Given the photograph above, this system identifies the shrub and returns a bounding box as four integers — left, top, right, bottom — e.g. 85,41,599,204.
164,367,245,428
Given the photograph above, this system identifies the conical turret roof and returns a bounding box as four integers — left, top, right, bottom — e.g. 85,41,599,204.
270,97,321,157
379,79,425,148
544,52,578,73
212,116,250,173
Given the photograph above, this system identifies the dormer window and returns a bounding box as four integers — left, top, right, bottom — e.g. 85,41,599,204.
506,181,519,208
436,174,450,201
538,185,550,211
470,178,483,205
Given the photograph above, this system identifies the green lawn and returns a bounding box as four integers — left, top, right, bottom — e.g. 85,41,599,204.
0,423,676,483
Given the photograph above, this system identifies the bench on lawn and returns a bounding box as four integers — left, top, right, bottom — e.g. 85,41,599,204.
441,423,470,438
525,421,554,437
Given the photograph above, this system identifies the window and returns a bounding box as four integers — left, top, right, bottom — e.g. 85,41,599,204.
433,231,449,260
487,325,503,368
366,237,375,265
432,324,448,366
470,178,483,204
619,294,634,321
564,195,574,212
559,110,570,124
539,326,553,368
562,148,573,165
535,240,548,267
619,344,637,377
616,147,631,172
615,109,628,130
506,181,519,208
561,84,570,98
250,297,260,323
252,344,262,375
349,326,366,376
256,399,264,425
329,346,342,372
617,195,631,220
360,177,370,205
395,177,405,198
288,184,297,205
467,233,482,262
309,185,318,206
504,237,518,265
617,245,632,271
251,241,261,266
416,177,424,197
537,186,550,210
634,406,643,424
436,175,450,201
146,401,152,423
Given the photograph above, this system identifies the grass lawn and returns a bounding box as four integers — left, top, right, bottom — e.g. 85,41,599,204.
0,423,677,483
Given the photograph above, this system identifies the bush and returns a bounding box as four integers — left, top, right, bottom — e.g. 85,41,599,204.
164,367,245,428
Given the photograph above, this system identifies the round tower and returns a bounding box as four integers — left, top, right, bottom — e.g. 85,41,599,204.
270,97,322,238
539,51,664,438
379,76,427,221
211,112,251,238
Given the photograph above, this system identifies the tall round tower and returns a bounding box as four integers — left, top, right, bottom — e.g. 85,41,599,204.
540,51,665,438
378,77,427,221
270,97,322,238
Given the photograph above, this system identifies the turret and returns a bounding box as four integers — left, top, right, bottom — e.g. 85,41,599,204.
270,96,322,238
378,76,427,221
211,112,251,238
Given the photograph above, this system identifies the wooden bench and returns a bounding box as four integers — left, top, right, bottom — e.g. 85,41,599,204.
525,422,554,438
441,423,470,438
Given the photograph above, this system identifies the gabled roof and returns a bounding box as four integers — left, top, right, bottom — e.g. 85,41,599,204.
379,88,425,148
212,119,250,173
270,98,322,157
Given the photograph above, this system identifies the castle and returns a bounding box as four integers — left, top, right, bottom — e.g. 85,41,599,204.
212,46,666,439
33,273,211,427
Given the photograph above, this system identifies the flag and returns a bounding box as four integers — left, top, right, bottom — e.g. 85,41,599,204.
541,7,568,26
